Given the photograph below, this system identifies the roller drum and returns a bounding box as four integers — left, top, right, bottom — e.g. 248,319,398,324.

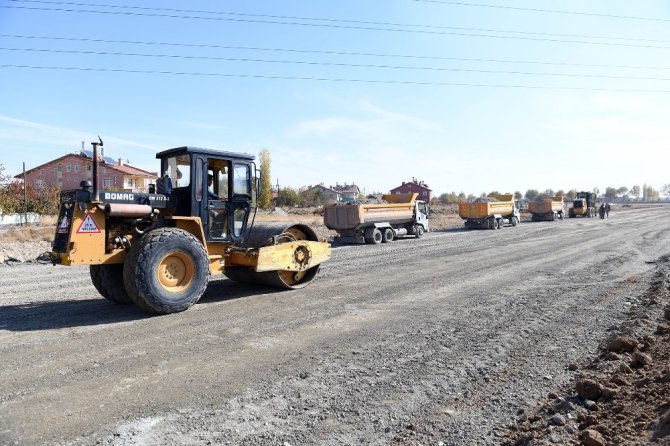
225,222,321,289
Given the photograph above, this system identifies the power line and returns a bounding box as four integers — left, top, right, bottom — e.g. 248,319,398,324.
3,34,670,71
411,0,670,23
2,64,670,93
3,3,670,50
5,46,670,82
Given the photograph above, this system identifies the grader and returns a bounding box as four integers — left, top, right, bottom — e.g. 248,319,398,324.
51,140,331,314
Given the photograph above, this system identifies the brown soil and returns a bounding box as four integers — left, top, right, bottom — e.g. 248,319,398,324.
504,258,670,446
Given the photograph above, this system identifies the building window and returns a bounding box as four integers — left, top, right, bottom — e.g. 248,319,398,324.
125,178,133,188
86,163,91,171
40,169,45,176
74,164,79,172
66,164,71,172
57,163,62,171
103,178,114,187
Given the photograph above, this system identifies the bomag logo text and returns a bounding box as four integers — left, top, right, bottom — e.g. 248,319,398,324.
105,193,134,201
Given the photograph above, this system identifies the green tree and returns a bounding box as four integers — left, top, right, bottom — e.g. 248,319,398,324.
616,186,628,198
662,184,670,200
524,189,539,200
276,187,301,207
555,189,565,198
604,187,617,201
514,191,522,200
542,189,555,198
302,188,326,207
258,149,272,209
565,189,576,201
629,185,640,201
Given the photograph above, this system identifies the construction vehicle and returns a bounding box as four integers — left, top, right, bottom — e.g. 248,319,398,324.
458,193,520,229
568,191,599,218
51,139,331,314
528,196,564,221
323,193,429,244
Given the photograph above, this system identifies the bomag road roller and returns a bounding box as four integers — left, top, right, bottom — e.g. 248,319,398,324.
51,139,331,314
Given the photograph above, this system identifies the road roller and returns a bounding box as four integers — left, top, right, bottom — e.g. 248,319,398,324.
51,139,331,314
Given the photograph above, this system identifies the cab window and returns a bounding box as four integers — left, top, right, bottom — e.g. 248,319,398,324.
233,163,251,196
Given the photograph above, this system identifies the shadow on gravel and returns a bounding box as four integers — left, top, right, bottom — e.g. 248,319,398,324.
0,279,285,332
197,277,284,305
0,299,151,332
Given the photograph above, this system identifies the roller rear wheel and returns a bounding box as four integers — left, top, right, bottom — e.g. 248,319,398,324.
90,264,132,304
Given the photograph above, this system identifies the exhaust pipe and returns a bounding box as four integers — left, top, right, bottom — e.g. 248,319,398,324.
91,136,103,202
105,203,153,218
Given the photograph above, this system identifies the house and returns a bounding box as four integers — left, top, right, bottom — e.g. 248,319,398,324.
332,183,360,203
300,184,340,204
390,178,433,202
16,149,157,192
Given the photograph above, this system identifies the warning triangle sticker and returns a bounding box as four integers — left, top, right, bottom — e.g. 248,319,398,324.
76,213,101,234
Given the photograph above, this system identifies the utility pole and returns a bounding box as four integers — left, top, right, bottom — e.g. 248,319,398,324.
22,162,27,226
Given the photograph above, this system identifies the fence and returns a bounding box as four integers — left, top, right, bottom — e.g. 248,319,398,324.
0,213,41,227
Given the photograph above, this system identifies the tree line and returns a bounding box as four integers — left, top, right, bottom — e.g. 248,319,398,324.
436,184,666,205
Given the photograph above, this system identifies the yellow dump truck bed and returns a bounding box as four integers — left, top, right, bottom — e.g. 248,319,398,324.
528,196,564,214
324,193,417,230
458,194,515,220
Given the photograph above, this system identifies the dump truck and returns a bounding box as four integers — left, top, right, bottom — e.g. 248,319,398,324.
528,196,564,221
568,191,599,218
51,139,331,314
323,193,429,244
458,193,520,229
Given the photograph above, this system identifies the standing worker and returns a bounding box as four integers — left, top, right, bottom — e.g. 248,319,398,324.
605,203,611,218
599,203,606,219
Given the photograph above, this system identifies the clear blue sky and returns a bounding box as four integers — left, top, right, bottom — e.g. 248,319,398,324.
1,0,669,197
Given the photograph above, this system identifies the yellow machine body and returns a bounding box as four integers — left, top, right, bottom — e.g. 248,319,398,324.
53,203,331,276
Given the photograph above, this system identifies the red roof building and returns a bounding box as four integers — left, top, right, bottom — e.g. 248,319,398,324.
16,151,157,192
389,178,433,202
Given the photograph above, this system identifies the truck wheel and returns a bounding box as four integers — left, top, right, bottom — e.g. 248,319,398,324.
497,218,504,229
492,219,499,230
123,228,209,314
511,216,518,227
415,225,424,238
90,264,132,304
382,228,394,243
370,228,383,244
553,212,558,221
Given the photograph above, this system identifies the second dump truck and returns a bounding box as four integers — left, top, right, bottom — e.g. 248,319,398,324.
323,193,429,244
528,196,564,221
458,193,520,229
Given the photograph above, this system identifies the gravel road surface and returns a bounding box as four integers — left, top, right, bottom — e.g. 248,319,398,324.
1,206,669,445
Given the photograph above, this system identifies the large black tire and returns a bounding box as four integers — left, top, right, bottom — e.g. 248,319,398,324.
415,225,425,238
123,228,209,314
365,228,382,244
90,264,132,304
511,216,519,227
381,228,394,243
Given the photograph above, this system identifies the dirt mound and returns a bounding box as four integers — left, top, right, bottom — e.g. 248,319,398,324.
504,258,670,446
